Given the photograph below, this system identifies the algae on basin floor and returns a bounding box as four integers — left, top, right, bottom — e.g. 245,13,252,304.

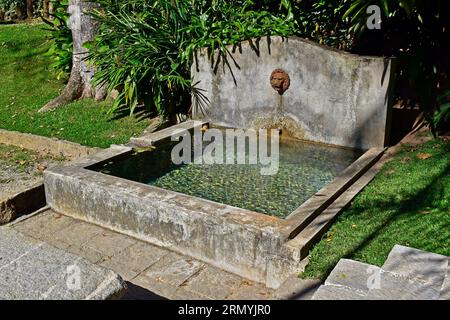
95,136,362,218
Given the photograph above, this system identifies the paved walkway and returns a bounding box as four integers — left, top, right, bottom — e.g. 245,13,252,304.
0,226,126,300
11,209,321,300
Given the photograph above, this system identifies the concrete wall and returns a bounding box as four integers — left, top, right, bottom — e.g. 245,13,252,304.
191,36,394,150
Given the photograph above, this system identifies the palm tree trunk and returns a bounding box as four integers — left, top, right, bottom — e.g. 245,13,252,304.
39,0,106,112
43,0,50,19
26,0,33,19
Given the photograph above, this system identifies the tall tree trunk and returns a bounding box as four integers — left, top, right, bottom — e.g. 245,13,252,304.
43,0,50,19
0,10,5,21
39,0,106,113
26,0,33,18
48,1,54,19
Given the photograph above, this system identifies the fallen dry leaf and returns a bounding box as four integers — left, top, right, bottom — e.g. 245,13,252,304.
417,153,432,160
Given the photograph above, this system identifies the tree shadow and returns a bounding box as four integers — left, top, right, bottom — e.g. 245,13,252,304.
121,282,167,300
108,105,154,122
317,151,450,278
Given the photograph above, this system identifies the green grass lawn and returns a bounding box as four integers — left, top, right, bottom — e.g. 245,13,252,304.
0,24,151,148
302,135,450,280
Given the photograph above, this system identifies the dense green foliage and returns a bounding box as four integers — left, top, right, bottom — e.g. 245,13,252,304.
291,0,352,50
87,0,295,118
41,0,448,131
344,0,449,134
303,135,450,280
0,0,20,12
42,0,72,80
0,0,45,19
434,91,450,134
0,0,13,11
0,24,151,147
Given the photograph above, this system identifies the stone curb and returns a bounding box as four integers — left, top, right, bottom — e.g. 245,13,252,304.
0,128,98,159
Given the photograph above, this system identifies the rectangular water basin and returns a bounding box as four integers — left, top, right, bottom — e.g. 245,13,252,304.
91,129,363,218
43,121,385,288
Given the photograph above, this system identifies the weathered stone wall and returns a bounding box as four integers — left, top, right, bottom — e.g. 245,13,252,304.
191,36,394,150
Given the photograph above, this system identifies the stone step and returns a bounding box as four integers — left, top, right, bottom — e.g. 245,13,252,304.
440,267,450,300
0,226,127,300
382,245,449,291
366,270,441,300
311,284,367,300
313,245,450,300
324,259,381,294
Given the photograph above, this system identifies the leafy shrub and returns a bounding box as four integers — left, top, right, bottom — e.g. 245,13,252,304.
0,0,20,13
88,0,295,118
433,91,450,134
291,0,353,50
41,0,72,80
0,0,45,19
0,0,12,11
344,0,449,135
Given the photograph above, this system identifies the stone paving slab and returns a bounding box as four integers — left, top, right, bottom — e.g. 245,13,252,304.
312,284,366,300
313,247,449,300
85,230,137,257
137,252,206,287
11,210,279,300
325,259,380,294
382,245,449,291
440,265,450,300
182,265,243,299
132,274,179,298
65,244,104,264
13,210,77,239
366,271,441,300
52,221,105,247
225,281,274,300
99,241,168,281
171,288,212,300
0,226,126,300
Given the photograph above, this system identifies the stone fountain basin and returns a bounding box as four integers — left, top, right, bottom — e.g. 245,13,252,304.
43,121,385,288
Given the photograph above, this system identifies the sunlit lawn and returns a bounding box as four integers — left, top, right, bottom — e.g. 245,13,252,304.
0,24,150,148
302,136,450,279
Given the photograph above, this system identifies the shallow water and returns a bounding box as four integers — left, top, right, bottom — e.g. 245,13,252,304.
93,135,363,218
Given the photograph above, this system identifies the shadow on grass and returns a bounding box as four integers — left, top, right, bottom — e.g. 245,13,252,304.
346,162,449,254
305,139,450,279
108,104,156,122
